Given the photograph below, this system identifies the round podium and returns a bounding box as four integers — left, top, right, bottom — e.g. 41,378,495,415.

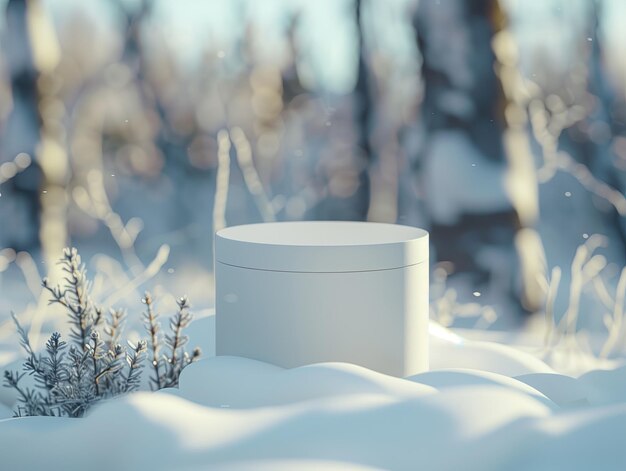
215,221,429,377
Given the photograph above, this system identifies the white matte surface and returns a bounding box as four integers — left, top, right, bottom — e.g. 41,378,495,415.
215,221,429,376
216,221,428,272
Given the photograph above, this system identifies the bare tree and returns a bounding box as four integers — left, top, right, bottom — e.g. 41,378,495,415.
414,0,528,314
1,0,42,250
312,0,372,222
353,0,373,221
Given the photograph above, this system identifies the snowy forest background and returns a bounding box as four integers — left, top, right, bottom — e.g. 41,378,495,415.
2,0,626,357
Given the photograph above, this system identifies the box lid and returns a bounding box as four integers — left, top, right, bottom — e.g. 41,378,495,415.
215,221,428,272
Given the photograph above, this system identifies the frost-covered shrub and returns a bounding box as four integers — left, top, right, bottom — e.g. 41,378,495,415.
3,248,201,417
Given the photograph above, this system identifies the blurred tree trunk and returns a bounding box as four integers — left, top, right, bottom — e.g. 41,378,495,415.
414,0,531,315
313,0,372,221
565,1,626,252
112,0,193,231
0,0,42,250
591,3,626,255
353,0,372,221
2,0,66,273
281,14,306,105
582,2,612,180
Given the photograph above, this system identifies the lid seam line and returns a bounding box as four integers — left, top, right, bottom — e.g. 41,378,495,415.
215,260,426,274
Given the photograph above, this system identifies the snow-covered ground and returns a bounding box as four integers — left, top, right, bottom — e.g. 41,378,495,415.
1,314,626,470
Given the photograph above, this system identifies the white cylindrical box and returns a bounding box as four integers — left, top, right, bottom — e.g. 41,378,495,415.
215,221,429,377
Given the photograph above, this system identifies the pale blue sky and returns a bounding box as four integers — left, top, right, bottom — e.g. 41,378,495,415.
0,0,625,93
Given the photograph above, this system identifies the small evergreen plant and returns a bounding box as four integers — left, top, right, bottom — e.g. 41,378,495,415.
3,248,201,417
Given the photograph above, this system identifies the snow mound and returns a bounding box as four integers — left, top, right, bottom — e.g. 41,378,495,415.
2,319,626,470
178,356,436,408
0,382,552,471
515,373,589,407
430,323,554,376
408,368,554,407
577,365,626,406
203,460,384,470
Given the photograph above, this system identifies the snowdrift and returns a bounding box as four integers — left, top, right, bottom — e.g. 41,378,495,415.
1,316,625,470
